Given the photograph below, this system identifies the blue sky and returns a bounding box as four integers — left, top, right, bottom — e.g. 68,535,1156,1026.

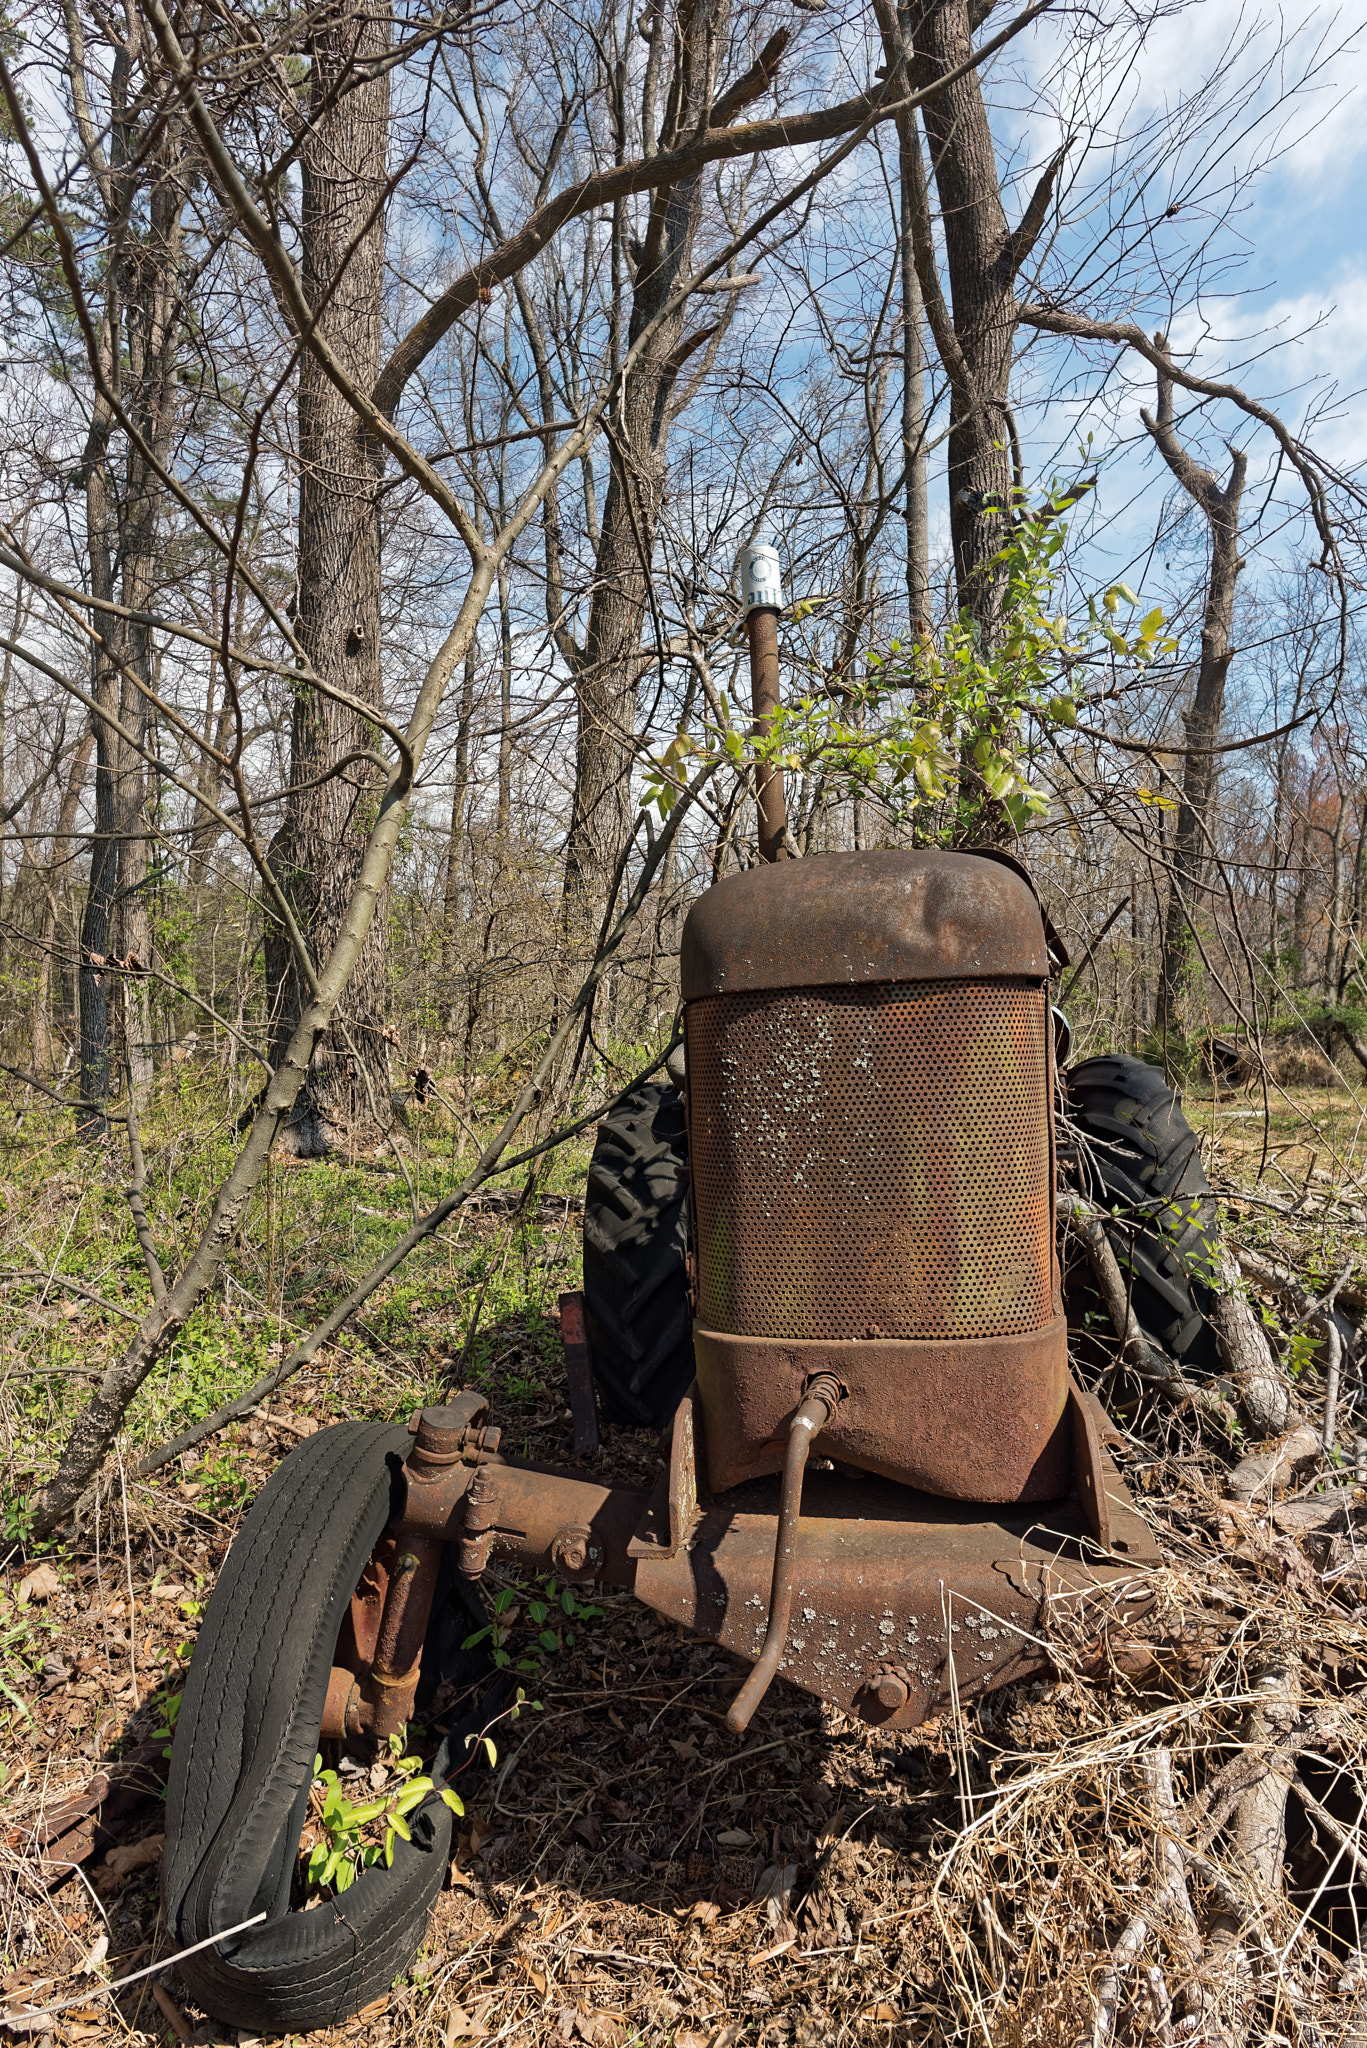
1001,0,1367,607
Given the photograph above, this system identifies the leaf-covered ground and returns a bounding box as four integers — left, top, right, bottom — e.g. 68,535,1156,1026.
3,1072,1367,2047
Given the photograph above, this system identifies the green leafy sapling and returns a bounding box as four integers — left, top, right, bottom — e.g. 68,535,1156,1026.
644,478,1176,845
305,1728,463,1894
463,1574,602,1676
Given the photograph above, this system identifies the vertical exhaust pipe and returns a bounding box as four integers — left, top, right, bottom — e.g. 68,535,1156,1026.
741,541,788,864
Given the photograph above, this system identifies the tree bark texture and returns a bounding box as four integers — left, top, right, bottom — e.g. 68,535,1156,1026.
32,722,95,1071
561,0,736,935
1145,356,1247,1033
76,78,189,1127
1211,1247,1289,1437
899,102,930,630
264,0,394,1155
441,639,477,1027
902,0,1056,638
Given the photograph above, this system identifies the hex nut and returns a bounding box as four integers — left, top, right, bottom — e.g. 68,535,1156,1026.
874,1666,910,1712
550,1525,591,1573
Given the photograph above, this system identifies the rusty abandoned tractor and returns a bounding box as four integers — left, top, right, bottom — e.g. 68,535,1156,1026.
161,844,1164,2031
328,847,1158,1747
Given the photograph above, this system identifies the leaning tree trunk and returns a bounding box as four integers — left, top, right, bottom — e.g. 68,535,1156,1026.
264,0,394,1155
1147,353,1247,1035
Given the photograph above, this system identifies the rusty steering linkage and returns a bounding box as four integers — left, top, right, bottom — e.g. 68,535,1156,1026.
724,1373,842,1735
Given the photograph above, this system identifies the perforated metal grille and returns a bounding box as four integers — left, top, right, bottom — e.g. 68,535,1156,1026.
687,979,1054,1341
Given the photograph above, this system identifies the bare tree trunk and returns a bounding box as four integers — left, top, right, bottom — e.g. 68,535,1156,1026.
73,35,189,1126
1341,794,1367,1000
441,639,477,1028
1291,823,1312,983
77,360,120,1132
1146,354,1247,1034
265,0,394,1155
899,0,1061,639
496,557,512,839
899,108,930,630
1267,740,1292,987
0,568,36,991
1321,768,1352,1002
32,723,95,1071
561,0,759,931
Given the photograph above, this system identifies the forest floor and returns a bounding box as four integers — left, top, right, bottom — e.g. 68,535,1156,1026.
2,1069,1367,2046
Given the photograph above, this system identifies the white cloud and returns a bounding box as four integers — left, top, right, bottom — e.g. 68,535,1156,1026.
1015,0,1367,193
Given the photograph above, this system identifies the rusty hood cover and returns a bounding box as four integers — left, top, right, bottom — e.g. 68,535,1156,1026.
680,848,1048,999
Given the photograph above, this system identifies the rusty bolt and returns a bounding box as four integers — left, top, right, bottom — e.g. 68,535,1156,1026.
874,1667,910,1712
413,1396,490,1467
550,1525,592,1574
457,1467,499,1580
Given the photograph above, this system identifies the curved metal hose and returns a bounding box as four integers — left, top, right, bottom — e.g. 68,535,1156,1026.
725,1373,842,1735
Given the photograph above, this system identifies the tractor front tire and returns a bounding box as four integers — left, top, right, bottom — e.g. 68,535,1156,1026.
1063,1053,1220,1374
582,1079,694,1430
162,1422,453,2033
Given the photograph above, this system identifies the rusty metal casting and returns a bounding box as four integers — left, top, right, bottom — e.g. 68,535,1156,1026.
558,1290,600,1452
687,978,1056,1343
321,1393,494,1741
680,848,1051,999
627,1381,703,1563
320,1380,1152,1749
693,1323,1070,1501
725,1371,842,1735
680,850,1068,1505
362,1536,444,1742
683,954,1067,1498
632,1383,1159,1727
747,605,787,864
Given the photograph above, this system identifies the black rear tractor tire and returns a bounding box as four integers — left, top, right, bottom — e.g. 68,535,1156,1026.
582,1079,694,1430
1062,1053,1221,1374
163,1422,462,2033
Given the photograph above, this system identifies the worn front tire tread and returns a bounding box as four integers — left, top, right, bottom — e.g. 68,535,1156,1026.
162,1421,451,2031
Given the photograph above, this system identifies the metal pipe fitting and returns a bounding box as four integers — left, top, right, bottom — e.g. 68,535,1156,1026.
725,1372,842,1734
361,1534,444,1742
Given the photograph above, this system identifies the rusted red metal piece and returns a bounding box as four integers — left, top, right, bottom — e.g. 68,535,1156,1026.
693,1322,1071,1500
633,1383,1158,1727
558,1289,600,1453
321,1393,496,1742
679,848,1052,997
682,852,1068,1505
321,1377,1153,1745
627,1380,703,1562
725,1371,842,1734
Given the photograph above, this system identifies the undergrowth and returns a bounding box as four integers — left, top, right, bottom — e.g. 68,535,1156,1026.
0,1062,593,1525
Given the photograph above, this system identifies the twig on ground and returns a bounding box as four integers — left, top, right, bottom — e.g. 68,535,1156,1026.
1226,1424,1321,1503
1317,1262,1356,1455
1212,1247,1289,1435
1058,1193,1229,1420
0,1911,267,2027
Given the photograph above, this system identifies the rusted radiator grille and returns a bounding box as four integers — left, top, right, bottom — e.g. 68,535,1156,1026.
687,979,1054,1341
